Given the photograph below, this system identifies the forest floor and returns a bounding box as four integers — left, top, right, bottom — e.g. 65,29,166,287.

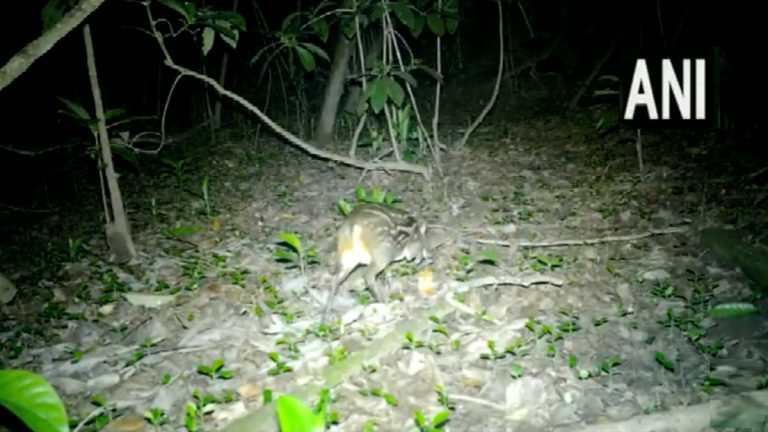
1,77,768,432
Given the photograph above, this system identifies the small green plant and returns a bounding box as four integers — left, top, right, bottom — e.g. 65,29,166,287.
180,256,206,290
222,267,249,287
267,352,293,376
567,356,592,380
359,388,398,406
162,224,205,239
479,340,505,361
598,356,622,375
188,390,218,422
327,346,348,364
700,374,727,394
654,351,676,372
314,389,338,427
197,358,234,380
125,338,160,367
273,232,318,275
402,331,425,350
336,188,399,216
162,157,189,191
144,407,169,427
276,334,303,359
413,409,451,432
184,402,200,432
66,237,85,261
434,384,455,411
80,395,115,430
67,346,83,364
451,249,498,282
528,253,564,271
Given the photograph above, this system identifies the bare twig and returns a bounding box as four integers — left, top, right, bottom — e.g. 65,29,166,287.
477,226,688,248
0,0,107,92
456,0,503,149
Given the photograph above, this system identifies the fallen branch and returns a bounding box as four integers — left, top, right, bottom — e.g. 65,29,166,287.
445,275,564,323
163,61,430,179
477,226,688,249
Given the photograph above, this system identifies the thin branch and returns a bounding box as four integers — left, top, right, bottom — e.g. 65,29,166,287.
0,0,107,92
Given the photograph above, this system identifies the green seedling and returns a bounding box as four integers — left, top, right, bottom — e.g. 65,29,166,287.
529,254,564,271
152,279,172,293
276,335,303,359
558,320,581,333
66,237,85,261
80,395,115,430
697,339,724,357
161,157,189,191
314,389,339,427
700,375,727,394
430,316,449,338
126,338,161,367
267,352,293,376
362,127,384,156
567,356,592,379
650,281,675,298
453,253,473,281
359,388,398,406
355,186,399,206
181,257,206,290
654,351,676,372
510,362,524,379
615,303,631,317
525,319,553,339
402,331,425,350
480,340,504,361
144,407,169,427
67,346,83,364
434,385,455,412
212,253,228,266
327,346,348,364
222,267,249,287
189,390,218,420
546,344,556,358
184,402,200,432
413,409,451,432
197,358,233,380
451,249,498,282
162,224,205,239
598,356,622,374
273,232,318,276
306,321,338,340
